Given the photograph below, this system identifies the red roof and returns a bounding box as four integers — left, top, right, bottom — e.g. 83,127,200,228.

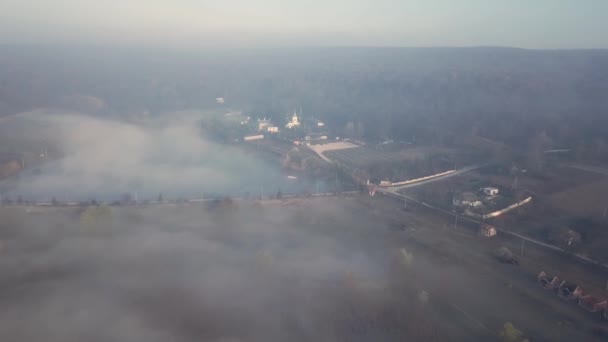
580,296,606,305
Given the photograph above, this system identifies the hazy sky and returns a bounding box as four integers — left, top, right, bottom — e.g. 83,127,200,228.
1,0,606,48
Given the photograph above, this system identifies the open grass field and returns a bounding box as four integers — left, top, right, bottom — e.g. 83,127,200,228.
324,146,455,168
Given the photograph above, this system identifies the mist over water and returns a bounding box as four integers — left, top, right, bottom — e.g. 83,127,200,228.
0,111,325,202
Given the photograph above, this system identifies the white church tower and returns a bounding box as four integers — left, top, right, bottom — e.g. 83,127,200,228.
286,110,300,129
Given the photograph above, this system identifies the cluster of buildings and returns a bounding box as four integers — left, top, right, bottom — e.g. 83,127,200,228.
254,111,304,132
453,187,500,212
250,111,302,136
242,114,291,142
537,271,608,320
256,118,279,134
243,110,328,144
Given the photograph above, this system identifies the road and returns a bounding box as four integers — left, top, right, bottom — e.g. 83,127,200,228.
385,164,483,192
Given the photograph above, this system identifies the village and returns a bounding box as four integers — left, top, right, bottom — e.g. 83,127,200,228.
211,101,608,330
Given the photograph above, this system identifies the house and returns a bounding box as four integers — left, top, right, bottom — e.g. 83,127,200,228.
285,111,301,129
537,271,560,290
258,118,272,131
215,97,225,104
267,126,279,133
453,192,483,207
557,281,583,300
578,295,607,312
483,187,499,196
479,224,497,237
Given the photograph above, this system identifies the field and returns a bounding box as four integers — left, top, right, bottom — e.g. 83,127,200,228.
324,146,463,184
1,196,607,341
548,177,608,218
402,162,608,264
307,141,360,162
325,146,455,168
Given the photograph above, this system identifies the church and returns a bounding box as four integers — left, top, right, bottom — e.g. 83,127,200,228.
285,111,300,129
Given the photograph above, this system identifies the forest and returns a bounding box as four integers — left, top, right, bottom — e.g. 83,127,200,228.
1,45,607,161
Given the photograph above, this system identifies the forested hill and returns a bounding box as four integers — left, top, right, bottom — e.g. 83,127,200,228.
1,45,607,159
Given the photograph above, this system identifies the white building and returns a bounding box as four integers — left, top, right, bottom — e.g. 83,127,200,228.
267,126,279,133
483,187,499,196
244,135,264,141
453,192,483,207
285,111,300,129
215,97,225,104
258,118,272,131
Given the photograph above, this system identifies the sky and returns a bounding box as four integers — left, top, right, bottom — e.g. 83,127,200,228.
0,0,607,49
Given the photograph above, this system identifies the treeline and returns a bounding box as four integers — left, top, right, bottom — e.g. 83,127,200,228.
2,46,607,161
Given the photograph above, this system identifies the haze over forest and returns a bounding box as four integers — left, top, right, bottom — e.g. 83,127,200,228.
2,45,608,161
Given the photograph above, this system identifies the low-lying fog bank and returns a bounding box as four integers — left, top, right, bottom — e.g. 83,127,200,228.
0,198,450,341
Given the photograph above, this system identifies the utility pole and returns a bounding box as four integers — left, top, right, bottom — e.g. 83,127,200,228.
316,181,320,196
335,168,338,193
604,207,607,218
454,214,458,230
511,176,518,191
520,239,525,257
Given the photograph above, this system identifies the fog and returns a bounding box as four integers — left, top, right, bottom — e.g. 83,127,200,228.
0,198,444,341
0,110,323,202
